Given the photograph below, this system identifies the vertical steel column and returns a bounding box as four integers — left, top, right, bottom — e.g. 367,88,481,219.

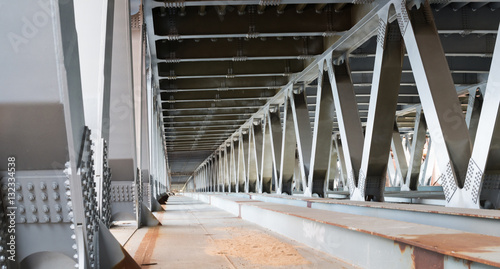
75,0,115,224
279,92,297,195
108,0,142,226
356,11,403,201
0,0,140,266
395,1,472,204
327,57,365,197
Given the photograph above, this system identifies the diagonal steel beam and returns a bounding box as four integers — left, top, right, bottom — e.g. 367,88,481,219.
395,0,472,201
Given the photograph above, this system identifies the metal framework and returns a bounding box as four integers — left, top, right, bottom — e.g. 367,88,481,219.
1,0,500,268
188,0,500,210
0,0,169,267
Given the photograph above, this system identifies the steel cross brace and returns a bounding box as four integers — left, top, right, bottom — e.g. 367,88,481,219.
355,7,404,201
402,106,427,191
267,109,283,194
459,22,500,209
279,90,297,195
327,57,364,199
251,121,264,193
288,86,314,196
260,114,274,193
393,0,472,204
302,61,336,198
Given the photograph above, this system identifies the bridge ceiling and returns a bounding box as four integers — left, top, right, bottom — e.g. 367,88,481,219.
143,0,500,184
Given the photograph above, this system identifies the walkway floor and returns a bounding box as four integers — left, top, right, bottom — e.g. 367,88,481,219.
113,195,354,269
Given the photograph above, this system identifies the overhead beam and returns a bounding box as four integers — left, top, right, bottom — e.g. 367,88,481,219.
158,60,304,78
155,37,324,60
160,76,289,90
162,88,277,100
152,5,351,39
150,0,370,7
161,100,270,110
350,34,497,57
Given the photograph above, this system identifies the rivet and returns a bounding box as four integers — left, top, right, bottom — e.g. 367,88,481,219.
40,182,47,190
27,183,34,191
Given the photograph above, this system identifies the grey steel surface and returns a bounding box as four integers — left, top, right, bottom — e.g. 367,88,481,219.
187,193,500,268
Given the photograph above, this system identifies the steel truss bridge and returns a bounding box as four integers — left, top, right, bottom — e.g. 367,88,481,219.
1,0,500,268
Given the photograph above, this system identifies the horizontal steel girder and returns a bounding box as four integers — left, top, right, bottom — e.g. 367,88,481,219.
150,1,372,7
158,60,304,78
156,37,324,60
350,34,497,57
161,88,278,101
160,76,289,90
152,5,351,39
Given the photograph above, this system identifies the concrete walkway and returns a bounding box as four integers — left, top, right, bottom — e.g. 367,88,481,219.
116,195,354,269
